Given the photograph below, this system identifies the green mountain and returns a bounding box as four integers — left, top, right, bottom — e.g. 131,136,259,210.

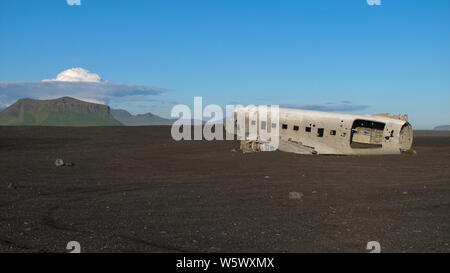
0,97,122,126
111,109,174,126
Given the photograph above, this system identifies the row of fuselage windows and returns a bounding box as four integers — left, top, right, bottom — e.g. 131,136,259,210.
248,120,337,137
281,124,336,137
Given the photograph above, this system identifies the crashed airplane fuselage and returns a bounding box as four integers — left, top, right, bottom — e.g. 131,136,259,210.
229,107,413,155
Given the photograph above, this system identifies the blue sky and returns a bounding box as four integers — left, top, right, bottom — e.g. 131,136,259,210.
0,0,449,128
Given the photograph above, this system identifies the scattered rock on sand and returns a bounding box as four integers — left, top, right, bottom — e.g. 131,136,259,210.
289,192,304,200
55,159,64,167
55,159,75,167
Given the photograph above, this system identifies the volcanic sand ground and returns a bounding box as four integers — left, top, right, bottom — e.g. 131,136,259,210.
0,126,449,252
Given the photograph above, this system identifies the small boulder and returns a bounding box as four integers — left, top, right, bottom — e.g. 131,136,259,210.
55,159,64,167
55,159,75,167
289,192,304,200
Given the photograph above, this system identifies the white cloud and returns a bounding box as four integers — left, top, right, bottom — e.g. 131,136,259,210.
67,0,81,6
0,67,169,106
42,68,102,83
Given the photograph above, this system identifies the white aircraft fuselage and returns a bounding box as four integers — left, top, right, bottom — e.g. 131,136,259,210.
230,107,413,155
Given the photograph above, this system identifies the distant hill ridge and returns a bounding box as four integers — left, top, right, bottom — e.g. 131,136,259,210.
111,109,174,126
0,97,121,126
434,125,450,131
0,97,175,126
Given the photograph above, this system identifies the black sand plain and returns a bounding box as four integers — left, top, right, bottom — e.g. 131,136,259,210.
0,126,449,252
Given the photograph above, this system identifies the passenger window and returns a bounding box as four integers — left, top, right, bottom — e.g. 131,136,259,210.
293,125,299,131
317,128,324,137
330,130,336,136
282,124,288,130
305,127,311,132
